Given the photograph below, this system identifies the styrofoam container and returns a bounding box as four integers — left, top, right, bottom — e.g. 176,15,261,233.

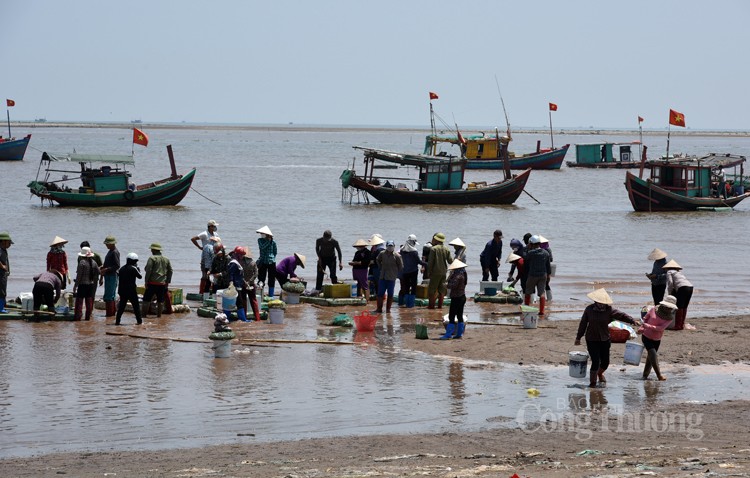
479,281,503,294
19,292,34,311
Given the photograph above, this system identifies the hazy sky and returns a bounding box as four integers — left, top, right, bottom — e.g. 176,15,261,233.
3,0,749,129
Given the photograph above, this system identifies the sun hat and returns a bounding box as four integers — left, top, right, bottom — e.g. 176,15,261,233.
529,235,541,244
50,236,68,246
103,235,117,245
352,238,368,247
149,242,162,251
537,235,549,243
407,234,417,242
659,295,678,310
447,258,467,270
369,234,385,246
78,246,94,257
208,220,219,227
448,237,465,247
662,259,682,270
256,225,273,236
433,232,446,243
0,231,13,244
214,243,224,253
232,246,247,256
126,252,138,261
586,288,613,305
294,253,306,268
647,248,667,260
506,253,521,263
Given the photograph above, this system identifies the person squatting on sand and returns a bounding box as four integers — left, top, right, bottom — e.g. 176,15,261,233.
575,288,640,388
637,295,678,381
441,259,468,339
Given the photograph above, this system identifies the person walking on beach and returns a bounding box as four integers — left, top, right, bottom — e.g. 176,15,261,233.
276,253,305,288
191,220,219,294
637,295,677,381
73,246,100,321
398,234,423,308
663,259,693,331
32,269,63,317
142,243,173,318
315,230,343,291
47,236,70,287
100,236,120,317
427,233,452,309
227,246,250,322
524,235,551,316
368,234,385,297
441,259,468,339
646,248,668,305
0,231,13,313
375,240,403,314
256,226,277,298
201,236,221,294
539,235,553,301
115,253,142,325
479,230,503,281
575,288,640,388
349,239,371,302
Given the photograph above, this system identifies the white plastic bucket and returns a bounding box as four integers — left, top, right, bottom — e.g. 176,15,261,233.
624,341,645,365
520,305,538,329
569,351,589,378
218,290,237,311
550,263,557,277
212,340,232,358
344,280,357,298
269,308,284,324
284,292,300,304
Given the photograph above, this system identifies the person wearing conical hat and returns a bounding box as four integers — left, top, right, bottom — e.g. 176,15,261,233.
142,243,173,319
275,253,305,289
374,240,403,314
538,235,554,302
399,234,424,308
575,288,640,388
348,239,371,302
637,295,677,381
448,237,467,263
663,259,693,331
256,225,277,298
368,234,385,297
479,230,503,282
426,233,452,309
646,248,668,305
100,236,120,318
505,252,525,290
0,231,13,313
441,259,468,339
73,246,100,321
47,236,70,287
192,220,220,294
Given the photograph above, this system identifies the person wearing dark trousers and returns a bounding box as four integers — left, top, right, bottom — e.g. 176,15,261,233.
115,253,142,325
442,259,468,339
256,225,277,298
315,230,342,291
479,230,503,281
0,231,12,313
663,259,693,330
142,243,172,319
646,248,668,305
575,288,640,388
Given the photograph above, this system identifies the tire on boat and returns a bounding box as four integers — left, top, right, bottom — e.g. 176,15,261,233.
123,190,135,201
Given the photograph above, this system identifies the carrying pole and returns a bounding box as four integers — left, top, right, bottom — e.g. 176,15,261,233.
167,144,178,179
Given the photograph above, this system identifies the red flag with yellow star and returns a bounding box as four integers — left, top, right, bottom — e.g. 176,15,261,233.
669,109,685,127
133,128,149,146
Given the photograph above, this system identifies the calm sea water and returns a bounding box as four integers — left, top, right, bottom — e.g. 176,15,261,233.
1,125,749,458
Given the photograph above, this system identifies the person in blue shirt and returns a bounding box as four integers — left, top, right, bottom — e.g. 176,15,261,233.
479,230,503,281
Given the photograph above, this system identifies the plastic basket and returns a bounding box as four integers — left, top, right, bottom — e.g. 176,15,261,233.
609,327,631,343
353,311,378,332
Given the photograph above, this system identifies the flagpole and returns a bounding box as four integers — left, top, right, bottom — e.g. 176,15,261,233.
132,129,135,157
548,111,554,149
429,101,436,155
6,109,11,138
666,124,671,161
639,121,642,162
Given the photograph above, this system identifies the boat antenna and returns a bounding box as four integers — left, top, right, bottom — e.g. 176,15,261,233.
494,75,511,140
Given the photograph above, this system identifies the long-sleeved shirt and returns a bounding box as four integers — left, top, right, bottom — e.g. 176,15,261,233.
117,262,142,295
228,258,244,289
315,237,342,261
0,247,9,277
257,237,277,265
240,257,258,285
376,251,403,281
400,249,424,274
102,248,120,277
351,248,371,270
649,258,667,285
639,306,674,341
666,270,693,294
427,244,452,281
144,253,173,285
447,269,467,298
576,303,637,342
525,247,551,278
33,271,63,302
479,239,502,268
276,256,299,280
75,257,100,286
47,248,68,276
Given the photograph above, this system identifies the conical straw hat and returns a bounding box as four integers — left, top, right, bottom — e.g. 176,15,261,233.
647,248,667,260
506,253,521,263
448,237,465,247
352,239,368,247
294,253,306,268
447,259,467,270
50,236,68,246
537,235,549,243
256,225,273,236
369,234,385,246
662,259,682,270
586,288,613,305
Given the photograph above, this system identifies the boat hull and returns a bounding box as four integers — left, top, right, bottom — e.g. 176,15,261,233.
466,144,568,170
349,169,530,205
30,169,196,207
0,135,31,161
625,171,750,212
566,160,640,169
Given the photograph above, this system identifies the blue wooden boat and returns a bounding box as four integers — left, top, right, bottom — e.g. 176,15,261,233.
0,134,31,161
28,145,195,207
625,153,750,212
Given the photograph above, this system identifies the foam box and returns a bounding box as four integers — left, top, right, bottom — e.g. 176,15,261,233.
323,283,351,299
479,281,503,294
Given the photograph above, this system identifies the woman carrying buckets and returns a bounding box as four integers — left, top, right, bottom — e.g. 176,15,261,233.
575,288,640,388
637,295,677,381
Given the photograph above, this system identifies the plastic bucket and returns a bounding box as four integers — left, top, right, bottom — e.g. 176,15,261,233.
736,184,745,195
19,292,33,311
415,324,428,340
520,305,538,329
218,290,237,311
568,351,589,378
344,280,358,298
550,263,557,277
284,292,300,304
624,341,645,365
268,308,284,324
212,340,232,358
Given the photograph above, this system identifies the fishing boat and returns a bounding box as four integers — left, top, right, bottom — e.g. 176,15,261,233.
27,145,196,207
425,133,569,170
625,153,750,212
341,147,531,205
0,134,31,161
567,141,643,168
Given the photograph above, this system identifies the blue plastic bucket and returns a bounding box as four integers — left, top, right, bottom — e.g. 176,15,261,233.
219,290,237,311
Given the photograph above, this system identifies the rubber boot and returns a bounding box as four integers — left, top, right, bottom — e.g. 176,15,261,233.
0,298,6,313
539,297,546,316
398,292,405,306
437,294,444,309
108,300,117,317
373,296,384,314
673,308,685,330
597,368,606,384
74,297,84,320
427,295,436,309
524,294,531,306
386,296,393,313
249,295,261,321
453,322,465,339
268,287,275,299
156,301,163,318
85,297,94,320
589,370,598,388
237,308,249,322
142,302,150,319
406,294,415,308
440,322,456,340
134,299,142,324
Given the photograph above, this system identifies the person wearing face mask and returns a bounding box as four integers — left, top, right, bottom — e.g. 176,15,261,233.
256,226,277,298
399,234,424,308
348,239,371,301
375,240,403,314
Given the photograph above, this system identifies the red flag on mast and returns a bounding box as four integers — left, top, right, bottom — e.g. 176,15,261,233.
133,128,149,146
638,116,644,123
549,102,558,111
429,92,439,100
668,109,685,127
6,99,15,107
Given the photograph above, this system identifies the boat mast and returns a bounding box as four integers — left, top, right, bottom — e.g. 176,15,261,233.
429,101,436,155
5,109,10,138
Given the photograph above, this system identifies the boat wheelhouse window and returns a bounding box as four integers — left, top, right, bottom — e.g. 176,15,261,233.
477,144,484,155
427,164,450,173
687,169,695,187
652,167,661,184
451,164,462,172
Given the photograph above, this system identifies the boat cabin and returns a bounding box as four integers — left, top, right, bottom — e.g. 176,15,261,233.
424,133,511,159
646,154,746,198
575,141,641,165
355,147,467,191
39,152,135,193
419,161,464,190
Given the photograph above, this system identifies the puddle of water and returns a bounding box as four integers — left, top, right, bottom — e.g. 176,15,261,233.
1,312,748,459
